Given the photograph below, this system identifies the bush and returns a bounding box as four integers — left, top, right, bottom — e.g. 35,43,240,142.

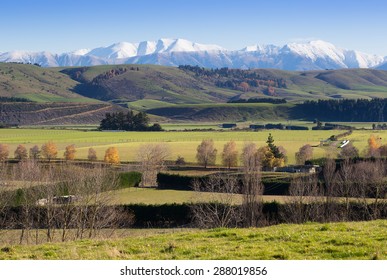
119,172,142,189
157,173,199,190
157,173,291,195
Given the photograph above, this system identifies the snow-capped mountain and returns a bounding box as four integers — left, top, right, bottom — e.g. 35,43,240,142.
0,38,385,70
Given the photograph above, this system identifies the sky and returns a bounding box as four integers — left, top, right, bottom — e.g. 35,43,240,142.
1,0,387,55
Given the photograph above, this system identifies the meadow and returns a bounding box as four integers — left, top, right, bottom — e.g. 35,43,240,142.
1,128,378,165
0,220,385,260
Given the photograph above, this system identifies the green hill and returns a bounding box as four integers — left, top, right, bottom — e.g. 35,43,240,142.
0,220,385,259
2,63,387,123
0,63,94,103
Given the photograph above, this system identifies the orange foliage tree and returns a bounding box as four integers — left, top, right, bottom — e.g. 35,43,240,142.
64,144,76,161
41,141,58,161
0,144,9,161
239,82,250,92
368,134,382,157
104,147,120,164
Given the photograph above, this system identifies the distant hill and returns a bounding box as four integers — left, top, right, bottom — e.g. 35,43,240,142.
61,65,387,104
0,103,128,125
0,63,94,102
2,63,387,124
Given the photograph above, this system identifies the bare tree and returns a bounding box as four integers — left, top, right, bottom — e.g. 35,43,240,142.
240,142,264,227
0,163,14,243
221,141,238,169
323,158,337,221
87,147,97,161
29,145,41,159
295,144,313,164
191,173,242,228
334,159,356,220
285,175,322,223
339,143,359,159
12,160,44,244
137,143,170,187
351,160,386,220
196,139,217,168
240,142,258,169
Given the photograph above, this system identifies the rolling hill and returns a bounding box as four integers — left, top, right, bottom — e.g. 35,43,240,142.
2,62,387,124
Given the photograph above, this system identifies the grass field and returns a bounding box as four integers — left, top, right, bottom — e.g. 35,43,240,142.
0,220,385,260
0,128,382,164
109,188,287,205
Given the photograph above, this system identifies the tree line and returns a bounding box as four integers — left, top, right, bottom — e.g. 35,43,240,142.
295,98,387,121
227,98,287,104
99,111,162,131
178,65,287,94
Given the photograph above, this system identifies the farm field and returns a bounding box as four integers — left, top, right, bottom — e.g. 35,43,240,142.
0,220,385,260
109,188,287,205
0,128,383,164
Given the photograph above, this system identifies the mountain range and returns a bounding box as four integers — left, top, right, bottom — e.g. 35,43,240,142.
1,39,386,71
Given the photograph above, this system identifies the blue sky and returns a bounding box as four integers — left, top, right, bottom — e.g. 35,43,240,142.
1,0,387,55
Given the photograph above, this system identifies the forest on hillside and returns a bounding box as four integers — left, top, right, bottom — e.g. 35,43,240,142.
294,99,387,122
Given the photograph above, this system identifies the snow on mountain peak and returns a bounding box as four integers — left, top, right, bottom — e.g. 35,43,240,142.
285,40,345,62
84,38,225,60
0,38,385,70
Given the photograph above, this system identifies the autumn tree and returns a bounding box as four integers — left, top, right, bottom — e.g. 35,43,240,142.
41,141,58,161
367,134,381,157
64,144,76,161
104,147,120,164
221,141,238,169
29,145,40,159
239,82,250,92
13,144,28,161
295,144,313,164
0,144,9,162
88,147,97,161
196,139,217,168
258,133,285,170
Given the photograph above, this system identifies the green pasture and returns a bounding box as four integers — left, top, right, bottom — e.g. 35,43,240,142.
110,188,286,205
0,128,381,164
1,220,385,259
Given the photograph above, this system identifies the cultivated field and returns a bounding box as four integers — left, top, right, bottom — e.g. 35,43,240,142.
1,128,379,164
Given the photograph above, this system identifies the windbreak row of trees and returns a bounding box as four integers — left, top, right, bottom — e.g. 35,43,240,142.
0,162,133,244
195,134,286,170
191,158,387,228
0,142,118,164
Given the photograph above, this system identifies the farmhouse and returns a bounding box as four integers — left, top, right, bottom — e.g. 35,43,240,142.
274,165,320,174
36,195,78,206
